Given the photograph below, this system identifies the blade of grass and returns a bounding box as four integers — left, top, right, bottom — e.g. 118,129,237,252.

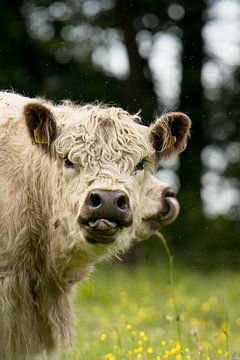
156,231,182,349
222,307,230,360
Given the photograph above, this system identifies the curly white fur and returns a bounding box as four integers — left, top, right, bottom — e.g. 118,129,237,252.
0,91,191,359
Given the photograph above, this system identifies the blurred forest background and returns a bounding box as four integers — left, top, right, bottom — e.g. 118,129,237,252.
0,0,239,262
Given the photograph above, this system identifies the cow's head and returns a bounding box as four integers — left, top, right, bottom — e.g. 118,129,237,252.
135,175,180,241
136,112,192,240
24,102,191,260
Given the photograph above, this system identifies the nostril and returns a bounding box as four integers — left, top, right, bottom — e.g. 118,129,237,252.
89,193,101,208
117,195,129,211
163,189,177,198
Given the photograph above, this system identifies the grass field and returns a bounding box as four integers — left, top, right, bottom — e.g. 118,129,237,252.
62,253,240,360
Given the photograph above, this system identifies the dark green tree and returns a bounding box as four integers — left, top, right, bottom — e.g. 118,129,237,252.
164,0,209,250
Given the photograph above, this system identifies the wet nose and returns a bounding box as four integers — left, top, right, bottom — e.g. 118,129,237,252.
85,189,132,225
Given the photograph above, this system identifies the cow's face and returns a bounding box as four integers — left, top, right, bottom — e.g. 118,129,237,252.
136,174,180,241
24,103,191,259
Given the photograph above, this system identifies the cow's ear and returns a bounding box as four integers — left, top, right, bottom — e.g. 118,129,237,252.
149,112,191,158
24,102,57,150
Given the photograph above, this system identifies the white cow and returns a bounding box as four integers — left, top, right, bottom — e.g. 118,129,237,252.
0,91,191,359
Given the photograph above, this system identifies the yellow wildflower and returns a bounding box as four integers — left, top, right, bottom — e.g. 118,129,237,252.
164,350,170,357
176,354,182,360
176,341,181,351
134,347,143,354
147,347,154,354
100,333,107,341
104,353,115,360
171,347,177,355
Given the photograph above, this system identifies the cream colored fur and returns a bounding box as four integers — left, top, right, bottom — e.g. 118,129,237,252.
0,91,190,359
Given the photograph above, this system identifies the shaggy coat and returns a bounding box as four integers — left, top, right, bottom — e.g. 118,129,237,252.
0,92,191,359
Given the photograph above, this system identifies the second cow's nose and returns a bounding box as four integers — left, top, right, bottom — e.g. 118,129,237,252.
85,189,131,224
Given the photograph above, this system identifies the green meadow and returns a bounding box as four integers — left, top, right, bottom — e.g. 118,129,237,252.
62,252,240,360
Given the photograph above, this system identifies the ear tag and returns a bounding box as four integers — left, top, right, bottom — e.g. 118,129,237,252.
172,135,177,144
34,128,48,145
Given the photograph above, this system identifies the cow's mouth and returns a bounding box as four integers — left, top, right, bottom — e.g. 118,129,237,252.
162,192,180,224
143,191,180,230
81,218,123,244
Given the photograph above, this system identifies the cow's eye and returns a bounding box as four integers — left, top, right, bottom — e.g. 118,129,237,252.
134,160,144,172
64,156,74,168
